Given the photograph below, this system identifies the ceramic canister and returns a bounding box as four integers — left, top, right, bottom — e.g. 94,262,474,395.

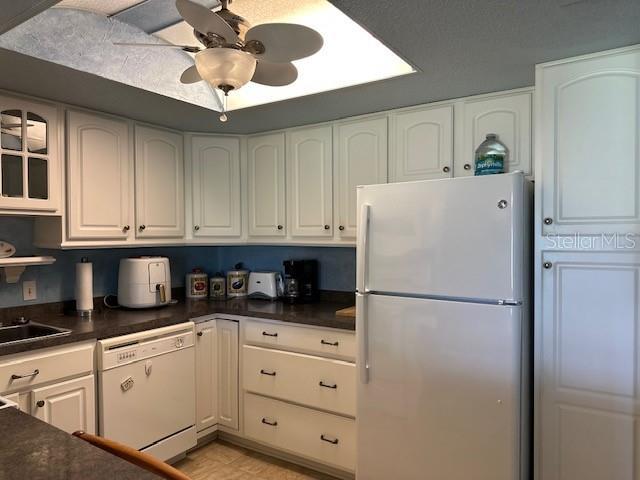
227,269,249,297
186,268,208,299
210,274,226,299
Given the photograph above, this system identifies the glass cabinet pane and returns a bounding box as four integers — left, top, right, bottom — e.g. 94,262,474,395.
27,112,47,154
1,154,23,197
1,110,23,151
28,157,48,199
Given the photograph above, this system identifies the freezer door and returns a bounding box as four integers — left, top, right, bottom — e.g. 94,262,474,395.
357,172,525,301
357,294,524,480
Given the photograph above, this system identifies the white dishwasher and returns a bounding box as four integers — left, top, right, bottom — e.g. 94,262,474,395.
97,322,196,461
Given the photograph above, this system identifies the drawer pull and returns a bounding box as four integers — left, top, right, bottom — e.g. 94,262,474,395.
261,418,278,427
320,434,339,445
260,369,277,376
36,400,45,408
262,331,278,337
10,369,39,380
320,339,339,347
319,381,337,389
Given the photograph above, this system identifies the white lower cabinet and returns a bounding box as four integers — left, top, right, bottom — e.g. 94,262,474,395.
217,319,239,430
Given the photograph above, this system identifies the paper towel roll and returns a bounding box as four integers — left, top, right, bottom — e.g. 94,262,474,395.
75,258,93,313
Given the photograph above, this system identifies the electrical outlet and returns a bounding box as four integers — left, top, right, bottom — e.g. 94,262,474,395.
23,280,37,301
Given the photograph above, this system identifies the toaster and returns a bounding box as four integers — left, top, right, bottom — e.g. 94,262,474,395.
248,271,283,300
118,257,171,308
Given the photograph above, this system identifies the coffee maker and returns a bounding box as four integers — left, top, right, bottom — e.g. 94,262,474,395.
283,260,318,303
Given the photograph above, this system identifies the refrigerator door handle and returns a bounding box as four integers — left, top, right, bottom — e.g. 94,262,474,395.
356,204,371,293
356,292,369,384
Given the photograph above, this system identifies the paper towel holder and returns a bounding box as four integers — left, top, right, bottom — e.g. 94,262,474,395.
76,257,93,319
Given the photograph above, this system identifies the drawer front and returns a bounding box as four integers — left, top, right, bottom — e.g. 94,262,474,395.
0,342,94,394
243,345,355,417
244,320,356,361
244,392,355,472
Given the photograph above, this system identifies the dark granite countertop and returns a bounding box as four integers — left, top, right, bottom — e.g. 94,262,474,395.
0,407,159,479
0,292,355,357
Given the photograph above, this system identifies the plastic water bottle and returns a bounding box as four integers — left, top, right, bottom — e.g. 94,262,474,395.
474,134,508,176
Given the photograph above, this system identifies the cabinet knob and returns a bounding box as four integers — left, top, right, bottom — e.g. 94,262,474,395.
543,217,553,225
338,226,345,231
123,225,130,232
197,331,203,337
194,225,200,231
139,225,146,231
442,166,450,173
277,225,283,230
324,225,330,230
543,262,553,269
36,400,45,408
463,164,471,171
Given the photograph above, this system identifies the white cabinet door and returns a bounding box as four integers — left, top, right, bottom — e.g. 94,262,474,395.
31,374,95,434
67,110,131,240
286,126,333,237
217,319,239,430
334,117,387,239
134,125,184,238
195,320,218,434
539,251,640,480
191,136,241,237
247,133,286,237
389,105,453,182
458,91,532,177
0,95,60,213
538,46,640,235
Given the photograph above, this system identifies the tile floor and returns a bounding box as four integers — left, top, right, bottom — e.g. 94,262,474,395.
174,439,338,480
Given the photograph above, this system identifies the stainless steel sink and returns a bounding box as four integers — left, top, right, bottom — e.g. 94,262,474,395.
0,322,71,346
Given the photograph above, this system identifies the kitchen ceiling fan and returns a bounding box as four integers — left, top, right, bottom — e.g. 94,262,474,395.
115,0,323,119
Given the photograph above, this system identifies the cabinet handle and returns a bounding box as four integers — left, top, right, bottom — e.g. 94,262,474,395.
194,225,200,231
277,225,283,230
36,400,45,408
11,369,39,380
543,262,553,269
463,164,471,171
320,339,339,347
139,225,146,231
261,418,278,427
260,369,276,376
319,381,338,389
543,217,553,225
338,226,345,231
442,166,450,173
324,225,330,230
123,225,130,232
320,434,339,445
197,331,203,337
262,331,278,337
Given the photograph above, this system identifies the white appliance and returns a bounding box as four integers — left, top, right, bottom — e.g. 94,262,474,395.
247,271,284,300
356,172,531,480
118,256,171,308
97,323,196,461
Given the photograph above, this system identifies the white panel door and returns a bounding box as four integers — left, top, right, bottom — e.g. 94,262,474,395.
247,133,286,237
67,110,131,240
459,92,532,176
287,126,333,237
195,320,217,434
134,125,184,238
32,374,95,434
539,251,640,480
538,46,640,235
217,319,238,430
191,136,241,237
389,105,453,182
357,294,523,480
334,116,387,239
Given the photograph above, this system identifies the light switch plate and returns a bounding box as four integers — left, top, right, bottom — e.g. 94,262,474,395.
23,280,37,301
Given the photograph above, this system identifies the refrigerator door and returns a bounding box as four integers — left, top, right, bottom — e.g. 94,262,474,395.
357,294,523,480
357,172,525,302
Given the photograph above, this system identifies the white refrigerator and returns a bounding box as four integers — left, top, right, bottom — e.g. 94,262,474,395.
356,172,531,480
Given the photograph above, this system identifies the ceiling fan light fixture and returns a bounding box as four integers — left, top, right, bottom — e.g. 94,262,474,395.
195,47,257,92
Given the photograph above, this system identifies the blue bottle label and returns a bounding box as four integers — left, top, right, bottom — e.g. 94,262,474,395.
475,153,505,176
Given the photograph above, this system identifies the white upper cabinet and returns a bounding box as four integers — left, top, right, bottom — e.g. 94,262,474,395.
458,91,532,177
247,133,286,237
191,135,241,237
389,105,453,182
134,125,184,239
286,126,333,237
0,94,60,213
67,110,132,240
538,46,640,235
334,117,388,239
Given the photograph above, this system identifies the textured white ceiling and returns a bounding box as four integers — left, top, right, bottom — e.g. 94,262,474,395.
56,0,146,16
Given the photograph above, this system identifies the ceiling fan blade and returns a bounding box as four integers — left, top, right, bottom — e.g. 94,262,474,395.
114,42,201,53
245,23,323,63
251,61,298,86
180,65,202,84
175,0,238,43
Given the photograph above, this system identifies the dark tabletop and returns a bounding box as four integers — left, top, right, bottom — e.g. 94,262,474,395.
0,294,355,357
0,407,159,480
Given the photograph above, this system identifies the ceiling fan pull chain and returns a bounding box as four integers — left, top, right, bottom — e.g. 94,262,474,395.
219,94,228,122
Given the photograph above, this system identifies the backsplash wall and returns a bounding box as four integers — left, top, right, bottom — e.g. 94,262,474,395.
0,218,355,308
